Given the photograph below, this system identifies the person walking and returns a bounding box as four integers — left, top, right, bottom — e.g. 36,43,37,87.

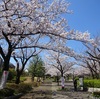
74,78,78,91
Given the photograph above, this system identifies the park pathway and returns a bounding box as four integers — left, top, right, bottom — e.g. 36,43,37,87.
19,78,92,99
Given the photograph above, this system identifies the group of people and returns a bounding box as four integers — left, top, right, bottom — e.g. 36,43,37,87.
74,76,84,91
60,76,84,91
74,78,78,91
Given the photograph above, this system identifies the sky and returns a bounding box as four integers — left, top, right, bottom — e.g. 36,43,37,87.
63,0,100,52
67,0,100,36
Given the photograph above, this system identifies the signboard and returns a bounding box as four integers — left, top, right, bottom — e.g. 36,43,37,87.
79,78,83,86
79,77,84,90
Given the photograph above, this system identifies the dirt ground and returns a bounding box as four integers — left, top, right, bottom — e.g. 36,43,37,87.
19,77,92,99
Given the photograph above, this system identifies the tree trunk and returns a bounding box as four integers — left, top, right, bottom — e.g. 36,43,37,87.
60,71,65,89
0,60,10,89
94,72,99,79
0,41,12,89
61,76,65,89
89,69,95,79
2,59,10,71
15,72,21,84
0,71,9,89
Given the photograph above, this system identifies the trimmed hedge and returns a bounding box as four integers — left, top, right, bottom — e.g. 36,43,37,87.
84,79,100,88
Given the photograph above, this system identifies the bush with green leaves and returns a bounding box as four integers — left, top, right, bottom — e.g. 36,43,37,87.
84,79,100,88
20,77,27,82
17,83,32,93
0,83,32,98
7,83,32,94
93,92,100,98
28,55,46,81
7,69,16,81
0,88,14,99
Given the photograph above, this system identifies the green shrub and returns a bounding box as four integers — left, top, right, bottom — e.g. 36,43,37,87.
0,88,14,98
16,83,32,93
84,79,100,88
7,83,19,90
7,83,32,94
8,69,16,81
7,76,27,83
93,92,100,98
0,83,32,98
20,77,27,82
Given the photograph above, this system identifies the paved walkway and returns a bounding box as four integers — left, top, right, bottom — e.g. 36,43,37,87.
19,79,92,99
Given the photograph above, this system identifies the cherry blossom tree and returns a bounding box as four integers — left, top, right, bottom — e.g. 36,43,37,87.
73,66,90,76
76,37,100,79
85,37,100,62
84,37,100,79
0,0,94,89
13,47,41,84
45,51,75,89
